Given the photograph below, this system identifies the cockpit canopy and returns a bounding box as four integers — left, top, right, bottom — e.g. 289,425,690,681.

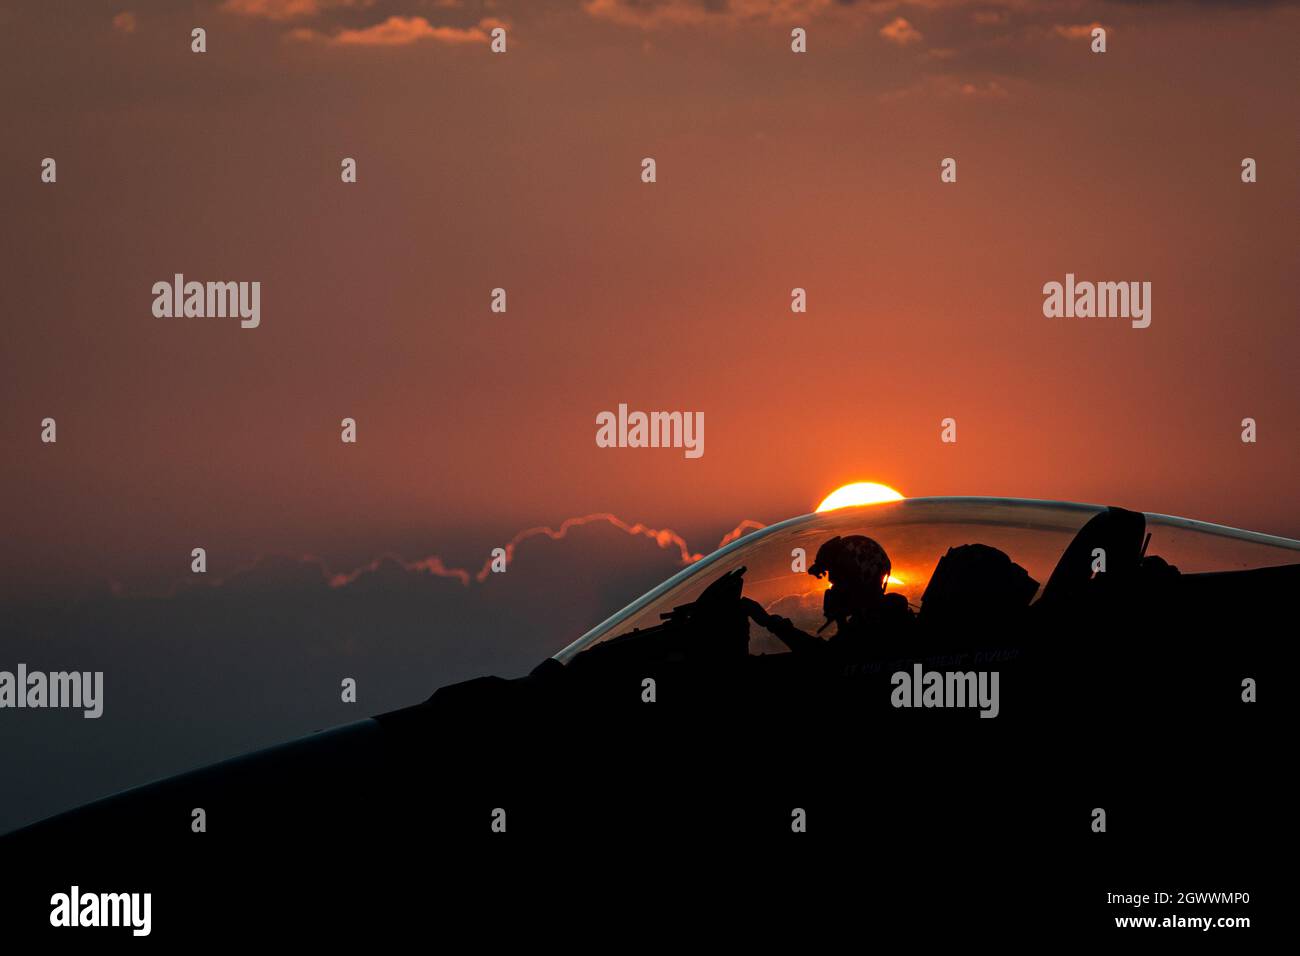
555,497,1300,662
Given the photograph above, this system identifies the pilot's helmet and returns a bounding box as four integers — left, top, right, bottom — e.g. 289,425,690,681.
809,535,891,596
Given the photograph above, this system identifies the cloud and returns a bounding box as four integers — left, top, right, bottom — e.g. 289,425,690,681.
111,11,136,34
583,0,840,30
579,0,1288,38
1,511,765,831
221,0,320,20
290,14,503,46
880,16,923,46
220,0,373,21
1107,0,1289,5
1052,22,1107,39
582,0,714,30
194,514,765,595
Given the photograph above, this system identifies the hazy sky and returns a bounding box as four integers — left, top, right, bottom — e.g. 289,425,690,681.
3,0,1297,599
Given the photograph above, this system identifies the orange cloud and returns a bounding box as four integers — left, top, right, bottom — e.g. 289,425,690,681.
584,0,709,29
584,0,838,31
1053,22,1106,40
290,15,502,47
222,0,320,19
466,514,766,584
221,0,374,20
112,11,137,34
880,16,923,46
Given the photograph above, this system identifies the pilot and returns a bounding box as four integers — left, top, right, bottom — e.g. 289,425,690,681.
745,535,912,657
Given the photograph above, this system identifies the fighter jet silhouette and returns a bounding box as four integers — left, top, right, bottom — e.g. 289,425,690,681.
3,497,1289,939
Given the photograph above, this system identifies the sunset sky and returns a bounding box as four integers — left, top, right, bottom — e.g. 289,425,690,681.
1,0,1298,837
3,0,1297,601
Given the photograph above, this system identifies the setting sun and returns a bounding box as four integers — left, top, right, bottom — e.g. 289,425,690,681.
815,482,905,513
